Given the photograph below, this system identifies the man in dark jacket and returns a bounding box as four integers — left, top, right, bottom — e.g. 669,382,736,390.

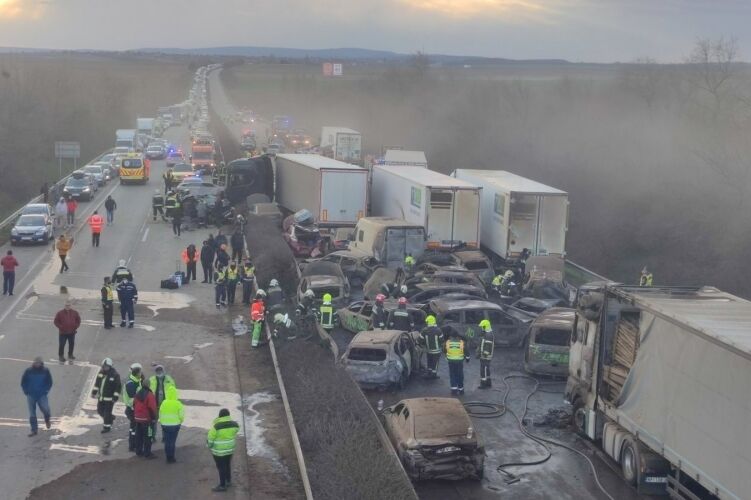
54,301,81,362
214,230,228,249
104,195,117,225
230,230,244,262
90,358,120,433
200,240,215,283
134,378,158,458
21,357,53,436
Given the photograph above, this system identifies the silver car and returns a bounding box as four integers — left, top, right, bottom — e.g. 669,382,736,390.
83,165,106,185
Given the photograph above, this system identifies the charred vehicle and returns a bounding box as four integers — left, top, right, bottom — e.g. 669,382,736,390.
298,261,350,307
283,209,324,258
299,250,382,285
523,307,574,377
428,298,534,346
340,330,422,389
338,300,426,334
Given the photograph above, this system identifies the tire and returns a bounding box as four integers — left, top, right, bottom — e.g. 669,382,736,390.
620,438,640,486
572,398,586,434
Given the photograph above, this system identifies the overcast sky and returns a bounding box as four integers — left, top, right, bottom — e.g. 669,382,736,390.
0,0,749,62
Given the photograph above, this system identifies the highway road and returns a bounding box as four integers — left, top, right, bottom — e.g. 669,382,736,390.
0,117,299,499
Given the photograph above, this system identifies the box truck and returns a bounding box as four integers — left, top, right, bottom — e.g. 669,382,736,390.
136,118,155,136
452,169,568,260
274,154,368,226
382,149,428,168
349,217,426,269
371,165,481,248
567,284,751,499
320,126,362,164
115,129,136,150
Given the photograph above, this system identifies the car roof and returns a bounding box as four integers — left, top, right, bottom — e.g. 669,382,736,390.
431,299,503,312
301,261,345,279
24,203,48,209
307,276,343,287
413,282,483,292
532,307,575,327
351,329,403,346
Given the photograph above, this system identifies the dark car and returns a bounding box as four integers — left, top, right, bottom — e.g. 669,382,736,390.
405,270,485,290
298,261,350,307
338,300,426,334
11,214,54,245
429,298,533,346
300,250,382,285
63,170,96,201
166,150,185,167
405,283,487,307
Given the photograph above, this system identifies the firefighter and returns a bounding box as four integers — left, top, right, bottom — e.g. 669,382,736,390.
214,264,227,309
225,262,239,305
420,315,443,378
266,278,284,312
372,294,388,330
295,289,315,320
122,363,143,452
116,277,138,328
445,328,469,395
165,190,178,219
250,290,266,348
477,319,495,389
640,267,653,287
273,313,297,341
388,297,414,331
152,190,167,222
319,293,336,330
112,259,133,284
404,253,416,273
101,277,114,329
90,358,121,433
240,259,255,305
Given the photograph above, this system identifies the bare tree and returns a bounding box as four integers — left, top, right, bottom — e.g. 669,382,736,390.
684,37,739,112
620,57,664,109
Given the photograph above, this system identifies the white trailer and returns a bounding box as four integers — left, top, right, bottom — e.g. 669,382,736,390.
274,154,368,226
371,165,481,248
115,129,136,149
136,118,155,136
320,126,362,164
452,169,568,260
382,149,428,168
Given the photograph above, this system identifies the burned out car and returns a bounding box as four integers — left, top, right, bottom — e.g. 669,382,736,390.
523,307,574,377
340,330,422,389
449,250,494,286
300,250,382,285
382,397,484,481
405,270,485,290
406,283,487,308
510,297,568,317
338,300,426,334
298,261,350,307
429,298,534,346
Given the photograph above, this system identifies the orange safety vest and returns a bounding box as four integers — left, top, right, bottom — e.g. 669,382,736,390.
250,300,265,321
88,214,104,233
181,248,200,263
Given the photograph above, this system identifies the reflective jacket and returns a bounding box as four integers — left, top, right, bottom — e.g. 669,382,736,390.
122,374,142,409
152,194,165,208
251,300,265,322
640,273,653,287
372,306,387,329
148,374,176,407
91,367,121,402
165,195,178,209
445,339,468,361
388,308,414,331
101,284,114,303
477,332,495,360
158,386,184,426
420,326,443,354
88,214,104,233
226,266,239,281
207,415,240,456
112,266,133,283
267,286,284,308
116,280,138,302
214,268,227,284
182,246,199,263
241,265,255,283
319,304,335,329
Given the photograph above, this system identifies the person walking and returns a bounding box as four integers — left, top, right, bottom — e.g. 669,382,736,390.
200,240,215,283
65,198,77,227
122,363,143,452
172,203,183,238
88,210,104,247
240,259,255,305
182,244,199,282
112,259,133,284
101,277,115,329
476,320,495,389
133,378,157,458
148,365,176,440
54,197,67,228
56,235,73,273
214,264,227,309
214,244,229,271
90,358,120,433
21,357,52,437
54,301,80,362
230,229,244,262
116,278,138,328
2,250,19,296
226,262,239,305
159,385,184,463
207,408,240,492
104,195,117,225
152,190,167,222
420,315,443,379
40,182,49,204
445,328,469,395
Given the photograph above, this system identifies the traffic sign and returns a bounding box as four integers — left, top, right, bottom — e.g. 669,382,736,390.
54,141,80,159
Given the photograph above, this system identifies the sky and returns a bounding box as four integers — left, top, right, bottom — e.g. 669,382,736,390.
0,0,750,62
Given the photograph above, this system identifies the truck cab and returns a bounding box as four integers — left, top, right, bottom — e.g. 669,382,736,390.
349,217,425,269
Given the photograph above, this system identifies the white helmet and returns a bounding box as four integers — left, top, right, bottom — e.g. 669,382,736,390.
102,357,113,367
130,362,142,371
269,279,279,287
303,289,315,298
400,285,408,294
273,313,285,324
504,270,514,279
256,289,266,298
118,259,126,267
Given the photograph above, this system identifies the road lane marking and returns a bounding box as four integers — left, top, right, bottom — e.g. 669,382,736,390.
165,354,193,364
141,227,149,242
49,443,101,455
16,313,156,332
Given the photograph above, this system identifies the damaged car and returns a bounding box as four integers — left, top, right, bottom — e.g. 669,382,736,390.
382,397,484,481
338,300,426,334
299,250,382,285
429,298,534,346
340,330,422,389
283,209,324,258
298,260,350,307
523,307,574,377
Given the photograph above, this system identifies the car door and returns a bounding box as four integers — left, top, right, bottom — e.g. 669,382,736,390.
384,403,405,449
397,333,413,376
339,301,363,333
487,310,523,346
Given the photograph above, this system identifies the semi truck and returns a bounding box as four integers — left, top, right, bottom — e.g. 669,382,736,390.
115,129,137,150
320,126,362,164
566,284,751,499
452,169,568,261
371,165,481,249
274,154,368,226
382,149,428,168
136,118,155,136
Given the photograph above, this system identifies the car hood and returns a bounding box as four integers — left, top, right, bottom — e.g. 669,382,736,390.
14,224,46,231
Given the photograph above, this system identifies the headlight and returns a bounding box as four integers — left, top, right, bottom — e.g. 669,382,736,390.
63,188,70,193
83,187,90,192
11,228,18,234
36,228,46,235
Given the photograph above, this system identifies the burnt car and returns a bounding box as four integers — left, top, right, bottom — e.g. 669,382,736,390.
382,397,484,481
338,300,426,334
283,210,324,258
406,283,487,308
340,330,422,389
300,250,382,285
523,307,574,377
405,270,485,290
429,298,534,346
298,261,350,307
509,297,568,317
449,250,494,286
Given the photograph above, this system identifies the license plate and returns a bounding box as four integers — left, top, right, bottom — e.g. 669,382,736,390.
435,446,460,455
21,237,31,241
644,476,667,483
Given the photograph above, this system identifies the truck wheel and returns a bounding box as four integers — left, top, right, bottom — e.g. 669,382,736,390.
620,438,640,486
572,399,586,434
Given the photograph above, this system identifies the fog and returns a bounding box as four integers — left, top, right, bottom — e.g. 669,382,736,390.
222,40,751,294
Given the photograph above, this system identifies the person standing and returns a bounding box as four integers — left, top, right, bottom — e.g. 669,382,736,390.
420,315,443,379
2,250,19,296
90,358,120,433
214,264,227,309
182,244,199,282
214,244,229,271
240,259,255,305
640,267,653,287
112,259,133,284
101,277,115,329
65,198,77,227
230,229,244,262
152,190,167,222
445,328,469,395
133,378,157,458
404,252,415,274
319,293,336,331
388,297,414,331
372,294,388,329
201,240,215,283
54,198,67,228
214,230,228,249
54,301,80,362
56,235,73,273
148,365,176,439
159,385,184,463
116,278,138,328
40,182,49,204
88,210,104,247
226,262,239,306
250,290,266,348
476,320,495,389
104,195,117,225
21,357,52,437
172,202,183,238
207,408,240,492
163,169,174,195
122,363,143,452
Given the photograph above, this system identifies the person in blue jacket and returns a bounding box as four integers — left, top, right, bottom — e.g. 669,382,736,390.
116,277,139,328
21,357,53,437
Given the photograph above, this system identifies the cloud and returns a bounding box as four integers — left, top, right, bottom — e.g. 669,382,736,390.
0,0,47,20
398,0,556,21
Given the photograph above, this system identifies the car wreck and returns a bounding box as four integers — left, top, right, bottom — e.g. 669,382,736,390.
524,307,574,377
337,300,426,334
340,329,422,389
298,260,350,307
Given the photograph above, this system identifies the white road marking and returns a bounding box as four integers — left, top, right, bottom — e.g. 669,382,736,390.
164,354,193,364
141,227,150,242
49,443,100,455
193,342,213,350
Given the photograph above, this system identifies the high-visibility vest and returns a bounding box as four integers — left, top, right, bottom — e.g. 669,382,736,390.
207,416,239,456
181,248,200,263
226,267,238,280
405,255,415,266
320,305,334,329
640,273,653,286
242,265,255,282
103,284,114,301
492,275,502,286
446,339,466,361
251,300,265,321
158,386,184,426
420,326,443,354
215,269,226,284
89,214,104,233
121,374,142,409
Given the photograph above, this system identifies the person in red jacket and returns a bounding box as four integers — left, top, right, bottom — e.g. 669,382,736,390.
65,198,78,227
133,378,157,458
88,210,104,247
1,250,19,296
53,301,81,362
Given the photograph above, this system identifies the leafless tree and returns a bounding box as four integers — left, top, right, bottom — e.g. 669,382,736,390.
620,57,664,109
684,37,740,113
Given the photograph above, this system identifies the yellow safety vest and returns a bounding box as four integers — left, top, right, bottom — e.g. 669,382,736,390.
103,285,114,301
227,268,238,280
446,339,465,361
320,305,334,329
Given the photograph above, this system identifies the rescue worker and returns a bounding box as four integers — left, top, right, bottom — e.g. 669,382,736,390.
112,259,133,284
404,252,415,273
163,169,174,195
250,290,266,348
116,277,138,328
273,313,297,341
172,198,183,237
159,385,184,463
215,244,230,270
266,278,284,310
149,365,176,440
240,259,255,305
207,408,240,492
640,267,653,287
388,297,415,331
165,190,178,219
152,189,167,222
319,293,336,330
90,358,120,433
226,262,239,305
214,264,227,309
122,363,143,452
420,315,443,378
397,284,409,299
101,277,114,329
230,229,244,262
477,320,495,389
133,378,157,458
295,288,315,317
445,327,469,395
88,210,104,247
201,240,216,283
182,244,199,282
491,272,504,295
372,294,388,329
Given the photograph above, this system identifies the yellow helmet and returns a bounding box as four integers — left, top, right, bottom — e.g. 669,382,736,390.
425,315,437,326
479,319,491,332
322,293,332,304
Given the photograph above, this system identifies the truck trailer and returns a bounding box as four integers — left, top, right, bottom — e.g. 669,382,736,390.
115,129,136,150
348,217,426,269
371,165,481,249
136,118,155,136
452,169,568,261
382,149,428,168
274,154,368,226
566,284,751,499
320,126,362,164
